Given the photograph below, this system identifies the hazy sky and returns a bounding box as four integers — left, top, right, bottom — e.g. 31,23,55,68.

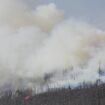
26,0,105,30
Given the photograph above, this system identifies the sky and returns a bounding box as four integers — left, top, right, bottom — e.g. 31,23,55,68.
26,0,105,30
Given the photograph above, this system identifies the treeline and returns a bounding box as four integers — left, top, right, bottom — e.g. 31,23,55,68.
0,80,105,105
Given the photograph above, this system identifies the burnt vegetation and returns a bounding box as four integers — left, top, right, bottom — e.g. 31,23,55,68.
0,80,105,105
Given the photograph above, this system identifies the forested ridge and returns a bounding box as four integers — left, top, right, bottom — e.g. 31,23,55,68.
0,81,105,105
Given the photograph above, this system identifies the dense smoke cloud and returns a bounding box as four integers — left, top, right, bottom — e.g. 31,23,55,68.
0,0,63,32
0,0,105,90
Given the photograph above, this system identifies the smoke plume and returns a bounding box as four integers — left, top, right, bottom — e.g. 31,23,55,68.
0,0,105,90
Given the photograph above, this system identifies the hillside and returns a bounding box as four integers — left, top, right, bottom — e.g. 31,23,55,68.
0,81,105,105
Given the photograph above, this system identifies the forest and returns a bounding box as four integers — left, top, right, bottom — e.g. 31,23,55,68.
0,80,105,105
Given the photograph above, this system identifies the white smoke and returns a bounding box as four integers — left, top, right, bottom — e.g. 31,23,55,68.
0,0,63,32
0,0,105,90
